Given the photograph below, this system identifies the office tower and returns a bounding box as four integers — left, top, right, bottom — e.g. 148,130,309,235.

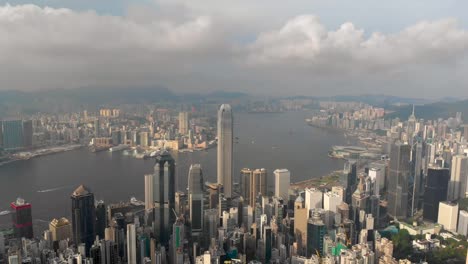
127,224,137,264
217,104,233,198
305,188,323,213
1,120,24,150
342,160,357,204
178,112,189,135
172,219,184,261
203,209,219,248
411,141,423,214
437,202,459,232
251,168,267,204
94,119,100,137
49,218,72,242
368,167,383,196
306,212,326,257
463,125,468,141
263,226,272,263
352,175,370,223
387,142,411,219
144,174,154,210
90,242,102,264
153,150,176,246
240,168,252,205
22,120,33,148
71,185,96,252
140,132,149,147
274,169,290,201
96,200,106,240
188,164,204,235
324,192,341,213
407,105,417,138
448,155,468,200
332,186,345,202
293,196,307,251
423,166,450,222
457,210,468,236
10,198,33,239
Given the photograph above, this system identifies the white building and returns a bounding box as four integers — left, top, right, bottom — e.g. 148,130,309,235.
437,201,459,232
274,169,290,201
457,210,468,236
448,155,468,200
217,104,233,198
331,186,345,201
324,191,342,213
368,167,383,196
144,174,153,210
305,188,323,214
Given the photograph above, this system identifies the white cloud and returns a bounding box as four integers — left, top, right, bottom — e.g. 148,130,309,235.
1,4,468,98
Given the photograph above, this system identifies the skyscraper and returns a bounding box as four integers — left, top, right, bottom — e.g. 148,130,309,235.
387,142,411,219
251,168,267,205
274,169,290,201
342,160,357,204
10,198,33,239
423,165,450,222
49,218,72,242
448,155,468,200
217,104,233,198
71,185,96,252
188,164,204,235
127,224,137,264
144,174,154,210
240,168,253,205
178,112,189,135
95,200,106,240
153,150,176,245
1,120,24,150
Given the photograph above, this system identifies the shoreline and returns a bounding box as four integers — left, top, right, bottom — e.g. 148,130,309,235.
0,144,84,167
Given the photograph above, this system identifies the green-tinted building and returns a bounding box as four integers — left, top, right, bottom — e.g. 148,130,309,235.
1,120,24,150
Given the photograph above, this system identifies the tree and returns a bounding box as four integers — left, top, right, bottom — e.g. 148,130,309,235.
392,229,412,259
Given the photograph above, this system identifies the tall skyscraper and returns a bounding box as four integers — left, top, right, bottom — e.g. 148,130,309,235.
144,174,154,210
342,160,357,204
411,141,423,214
153,150,176,245
437,201,458,232
448,155,468,200
95,200,106,240
178,112,189,135
1,120,24,150
457,210,468,236
10,198,33,239
423,165,450,222
127,224,137,264
188,164,204,235
387,142,411,219
240,168,252,205
71,185,96,252
251,168,267,205
217,104,233,198
305,188,323,213
274,169,290,201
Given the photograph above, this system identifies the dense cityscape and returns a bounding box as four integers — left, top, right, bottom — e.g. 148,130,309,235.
0,98,468,264
2,1,468,264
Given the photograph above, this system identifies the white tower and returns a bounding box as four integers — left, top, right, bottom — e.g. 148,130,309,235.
217,104,233,198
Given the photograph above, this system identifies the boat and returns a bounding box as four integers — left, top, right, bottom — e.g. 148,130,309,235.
109,144,130,152
0,210,10,216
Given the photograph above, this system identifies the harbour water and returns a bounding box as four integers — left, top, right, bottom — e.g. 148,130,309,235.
0,111,348,227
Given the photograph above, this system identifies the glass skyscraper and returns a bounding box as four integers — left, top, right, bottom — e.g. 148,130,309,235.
71,185,96,253
387,142,411,219
188,164,204,235
217,104,233,198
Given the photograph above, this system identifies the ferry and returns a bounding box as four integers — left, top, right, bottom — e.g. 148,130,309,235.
109,144,130,152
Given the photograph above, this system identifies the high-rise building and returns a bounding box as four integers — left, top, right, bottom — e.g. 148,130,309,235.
274,169,290,201
49,218,72,242
448,155,468,200
240,168,252,205
457,210,468,236
306,212,326,257
127,224,137,264
423,166,450,222
10,198,33,239
437,201,459,232
1,120,24,150
71,185,96,252
368,167,383,196
251,168,267,204
463,125,468,141
178,112,189,135
22,120,33,148
342,160,357,204
95,200,106,240
387,142,411,219
153,150,176,245
188,164,204,235
305,188,323,213
144,174,154,210
411,141,423,215
217,104,233,198
324,192,342,213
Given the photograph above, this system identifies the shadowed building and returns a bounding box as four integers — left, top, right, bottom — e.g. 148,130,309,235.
71,185,96,252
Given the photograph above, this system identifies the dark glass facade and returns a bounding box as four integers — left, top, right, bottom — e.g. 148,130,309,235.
423,167,449,222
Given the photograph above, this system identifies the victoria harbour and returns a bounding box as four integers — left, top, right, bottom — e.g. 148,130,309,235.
0,111,347,226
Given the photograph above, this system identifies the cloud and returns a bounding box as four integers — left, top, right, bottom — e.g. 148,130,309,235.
1,3,468,98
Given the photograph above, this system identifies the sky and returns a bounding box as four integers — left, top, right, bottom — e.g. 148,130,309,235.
1,1,468,98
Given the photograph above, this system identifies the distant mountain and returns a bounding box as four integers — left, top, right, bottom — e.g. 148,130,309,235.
311,94,431,107
386,99,468,120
